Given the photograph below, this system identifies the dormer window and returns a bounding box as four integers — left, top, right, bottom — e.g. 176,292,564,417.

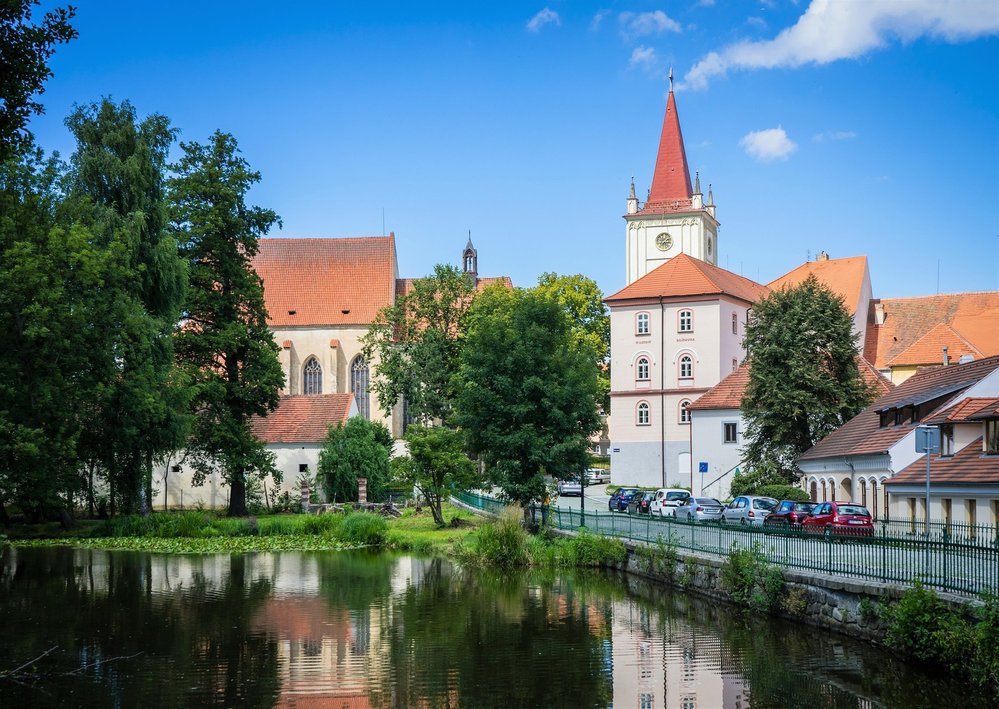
986,419,999,455
940,424,954,457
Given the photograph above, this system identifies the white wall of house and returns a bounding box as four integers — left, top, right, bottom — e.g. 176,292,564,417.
689,408,745,499
887,486,999,527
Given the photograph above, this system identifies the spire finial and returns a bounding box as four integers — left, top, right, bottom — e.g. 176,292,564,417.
694,171,700,194
707,183,714,206
668,66,674,92
628,176,636,200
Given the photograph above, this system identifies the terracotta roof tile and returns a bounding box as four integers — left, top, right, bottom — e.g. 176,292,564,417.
863,292,999,370
645,89,691,208
887,438,999,486
767,255,869,316
253,236,397,327
605,253,769,304
857,356,895,398
250,394,353,444
885,322,983,367
967,400,999,421
926,397,999,425
800,355,999,461
689,364,749,410
396,275,513,300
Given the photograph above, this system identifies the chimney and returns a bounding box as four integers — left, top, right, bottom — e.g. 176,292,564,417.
874,302,885,326
817,250,829,262
942,345,949,366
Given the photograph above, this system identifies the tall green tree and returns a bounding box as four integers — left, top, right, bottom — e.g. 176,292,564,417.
169,131,284,517
454,286,601,509
64,99,189,516
317,417,393,503
0,1,77,161
397,424,477,526
741,274,874,480
0,147,103,522
534,272,610,409
362,264,475,425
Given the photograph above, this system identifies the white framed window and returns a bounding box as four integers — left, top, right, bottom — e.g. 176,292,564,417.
636,357,650,381
637,402,650,426
679,400,691,424
732,312,738,334
303,357,322,395
679,354,693,379
940,423,955,456
723,422,737,443
678,309,693,333
636,312,650,335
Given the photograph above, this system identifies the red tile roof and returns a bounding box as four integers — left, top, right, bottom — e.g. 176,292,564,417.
767,255,869,317
799,355,999,461
926,397,999,425
252,236,397,327
635,89,692,216
689,364,750,410
396,275,512,300
863,292,999,370
887,437,999,486
250,394,353,444
885,322,983,367
689,357,892,413
605,253,770,305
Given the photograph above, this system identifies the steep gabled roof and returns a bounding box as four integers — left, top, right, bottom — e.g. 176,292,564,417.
252,236,397,327
925,397,999,425
250,395,353,444
857,356,896,398
689,364,749,411
864,292,999,370
799,355,999,461
636,88,693,215
885,322,983,367
767,255,868,317
887,438,999,486
604,253,769,305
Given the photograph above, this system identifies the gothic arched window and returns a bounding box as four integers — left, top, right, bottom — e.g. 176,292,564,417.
351,355,370,419
303,357,322,395
636,357,650,381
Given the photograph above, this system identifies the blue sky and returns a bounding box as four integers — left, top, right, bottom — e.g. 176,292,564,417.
29,0,999,299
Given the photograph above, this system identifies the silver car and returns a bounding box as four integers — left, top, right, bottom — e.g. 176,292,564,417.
677,497,724,523
585,468,610,484
721,495,779,526
557,478,582,496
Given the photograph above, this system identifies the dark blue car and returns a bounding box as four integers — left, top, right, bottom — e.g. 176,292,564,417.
608,487,640,512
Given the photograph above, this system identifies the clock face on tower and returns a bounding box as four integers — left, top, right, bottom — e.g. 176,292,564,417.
655,232,673,251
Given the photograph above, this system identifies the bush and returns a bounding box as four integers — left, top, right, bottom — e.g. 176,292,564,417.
563,530,626,567
720,544,784,612
301,513,343,536
634,534,679,580
463,507,529,568
337,511,388,546
756,485,810,502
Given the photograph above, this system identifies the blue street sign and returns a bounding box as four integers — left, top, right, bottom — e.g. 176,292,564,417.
698,462,708,473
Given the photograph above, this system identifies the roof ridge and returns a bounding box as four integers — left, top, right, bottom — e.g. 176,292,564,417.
874,290,999,303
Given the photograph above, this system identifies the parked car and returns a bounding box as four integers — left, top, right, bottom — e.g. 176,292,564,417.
608,487,641,512
802,501,874,538
649,488,691,517
586,468,610,484
627,491,656,515
721,496,779,526
676,497,724,523
557,477,583,497
764,500,816,529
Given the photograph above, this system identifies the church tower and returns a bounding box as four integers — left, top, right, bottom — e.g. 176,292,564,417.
625,69,719,285
462,234,478,284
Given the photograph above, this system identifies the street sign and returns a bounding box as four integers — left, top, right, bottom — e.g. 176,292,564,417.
915,426,940,453
698,462,708,473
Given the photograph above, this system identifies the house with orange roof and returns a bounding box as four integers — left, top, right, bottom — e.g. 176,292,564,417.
798,355,999,524
865,292,999,384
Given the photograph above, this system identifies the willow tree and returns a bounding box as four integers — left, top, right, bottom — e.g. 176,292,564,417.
170,131,283,517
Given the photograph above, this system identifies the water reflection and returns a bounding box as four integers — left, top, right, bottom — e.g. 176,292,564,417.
0,547,980,708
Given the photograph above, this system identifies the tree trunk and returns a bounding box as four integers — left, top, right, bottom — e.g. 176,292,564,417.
0,500,8,528
228,469,248,517
87,461,95,519
430,490,444,527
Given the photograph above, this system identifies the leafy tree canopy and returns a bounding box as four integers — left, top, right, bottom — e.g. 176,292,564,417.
397,424,478,526
741,274,874,481
0,1,77,161
454,286,601,508
169,130,284,517
318,417,393,504
362,264,475,425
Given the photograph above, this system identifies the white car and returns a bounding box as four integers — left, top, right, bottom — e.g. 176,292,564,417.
649,488,691,517
586,468,610,484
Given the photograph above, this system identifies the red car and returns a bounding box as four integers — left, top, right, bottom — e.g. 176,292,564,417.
802,501,874,538
764,500,816,529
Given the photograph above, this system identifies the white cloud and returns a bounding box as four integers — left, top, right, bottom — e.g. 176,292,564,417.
629,45,660,73
591,9,611,31
682,0,999,89
619,10,682,40
740,126,797,161
696,0,716,6
746,16,767,30
813,130,857,142
527,7,560,33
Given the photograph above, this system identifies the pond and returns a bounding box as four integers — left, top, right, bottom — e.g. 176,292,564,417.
0,546,982,707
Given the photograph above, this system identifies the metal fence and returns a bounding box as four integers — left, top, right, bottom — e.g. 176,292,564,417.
451,491,999,597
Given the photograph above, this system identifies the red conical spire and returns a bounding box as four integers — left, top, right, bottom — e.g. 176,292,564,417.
646,70,692,209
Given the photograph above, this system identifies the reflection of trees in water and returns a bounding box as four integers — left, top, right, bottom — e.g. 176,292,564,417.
620,573,982,708
0,547,280,707
382,558,615,709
